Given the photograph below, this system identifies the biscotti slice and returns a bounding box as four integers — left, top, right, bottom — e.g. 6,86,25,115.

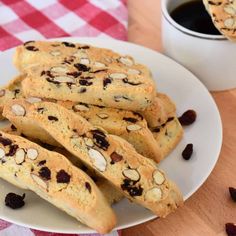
151,117,184,158
0,131,116,234
141,93,176,128
0,75,24,120
3,100,183,217
57,100,162,162
14,41,154,74
21,61,155,111
203,0,236,41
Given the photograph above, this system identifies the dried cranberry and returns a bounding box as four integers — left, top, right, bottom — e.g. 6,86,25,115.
10,124,17,131
46,77,59,85
229,187,236,202
0,137,12,146
5,193,25,209
121,179,143,197
110,152,123,164
182,143,193,160
78,45,90,49
56,170,71,183
79,88,87,93
85,182,91,193
79,80,93,86
62,42,75,48
167,117,175,122
6,144,18,156
74,63,90,72
178,110,197,126
123,117,138,123
91,130,109,150
103,78,111,89
25,46,39,51
48,116,58,121
226,223,236,236
38,160,46,166
66,71,81,78
39,167,51,180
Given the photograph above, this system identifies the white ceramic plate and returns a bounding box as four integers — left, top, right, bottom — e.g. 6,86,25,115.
0,37,222,234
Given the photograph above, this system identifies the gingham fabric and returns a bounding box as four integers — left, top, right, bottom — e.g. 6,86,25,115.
0,0,127,235
0,0,127,51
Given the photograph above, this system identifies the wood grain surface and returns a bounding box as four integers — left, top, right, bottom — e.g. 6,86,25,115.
124,1,236,235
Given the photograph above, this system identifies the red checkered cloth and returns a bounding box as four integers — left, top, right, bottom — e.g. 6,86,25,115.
0,0,128,51
0,0,127,235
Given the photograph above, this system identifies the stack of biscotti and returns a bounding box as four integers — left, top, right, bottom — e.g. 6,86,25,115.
0,40,184,233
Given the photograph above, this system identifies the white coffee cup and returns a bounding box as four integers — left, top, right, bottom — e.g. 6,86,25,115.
161,0,236,91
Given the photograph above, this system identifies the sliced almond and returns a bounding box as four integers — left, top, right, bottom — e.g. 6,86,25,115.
73,104,89,112
84,138,94,147
31,174,48,189
128,68,141,75
26,97,42,104
54,76,74,83
126,124,142,132
27,148,38,160
145,187,162,202
50,51,61,56
0,148,5,159
109,73,127,80
51,66,68,74
11,104,26,116
119,57,134,66
224,5,236,15
94,62,106,68
224,18,235,28
80,58,90,65
153,170,165,185
88,148,107,172
15,148,25,165
123,169,140,181
96,113,109,119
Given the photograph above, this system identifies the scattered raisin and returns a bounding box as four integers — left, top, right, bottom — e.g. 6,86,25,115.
85,182,91,193
178,110,197,126
229,187,236,202
103,78,111,89
5,193,25,209
167,117,175,122
226,223,236,236
37,107,45,114
152,127,160,133
79,80,93,86
0,137,12,146
62,42,75,48
91,130,109,150
56,170,71,183
39,167,51,180
121,179,143,197
6,144,18,156
123,117,138,123
78,45,90,49
79,88,87,93
182,143,193,160
25,46,39,51
48,116,58,121
38,160,46,166
132,112,143,120
110,152,123,164
66,71,81,78
46,77,59,85
74,63,90,72
10,124,17,131
93,69,107,73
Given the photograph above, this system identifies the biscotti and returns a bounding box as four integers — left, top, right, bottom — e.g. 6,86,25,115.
203,0,236,41
3,100,183,217
0,131,116,234
151,117,183,158
0,75,24,120
57,100,163,162
21,61,155,111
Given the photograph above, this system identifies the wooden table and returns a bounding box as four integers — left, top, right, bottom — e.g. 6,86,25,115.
123,1,236,235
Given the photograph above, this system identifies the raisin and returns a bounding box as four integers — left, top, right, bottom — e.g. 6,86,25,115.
103,78,111,89
66,71,81,78
38,160,46,166
62,42,75,48
132,112,143,120
56,170,71,183
110,152,123,164
74,63,90,72
39,167,51,180
178,110,197,126
85,182,91,193
79,88,87,93
6,144,18,156
5,193,25,209
91,130,109,151
123,117,138,123
152,127,160,133
122,78,142,86
78,45,90,49
0,137,12,146
182,143,193,160
37,107,45,114
229,187,236,202
226,223,236,236
167,117,175,122
48,116,58,121
25,46,39,51
10,124,17,131
121,179,143,197
79,80,93,86
93,69,107,73
14,89,20,97
46,77,59,85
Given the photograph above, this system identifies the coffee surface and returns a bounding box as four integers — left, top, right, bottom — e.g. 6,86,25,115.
170,0,221,35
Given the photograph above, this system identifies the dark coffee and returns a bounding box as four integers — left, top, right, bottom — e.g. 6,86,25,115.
170,0,221,35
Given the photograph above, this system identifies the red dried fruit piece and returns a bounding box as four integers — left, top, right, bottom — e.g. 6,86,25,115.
48,116,58,121
85,182,91,193
56,170,71,183
182,143,193,160
110,152,123,164
229,187,236,202
226,223,236,236
5,192,25,209
178,110,197,126
39,167,51,180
